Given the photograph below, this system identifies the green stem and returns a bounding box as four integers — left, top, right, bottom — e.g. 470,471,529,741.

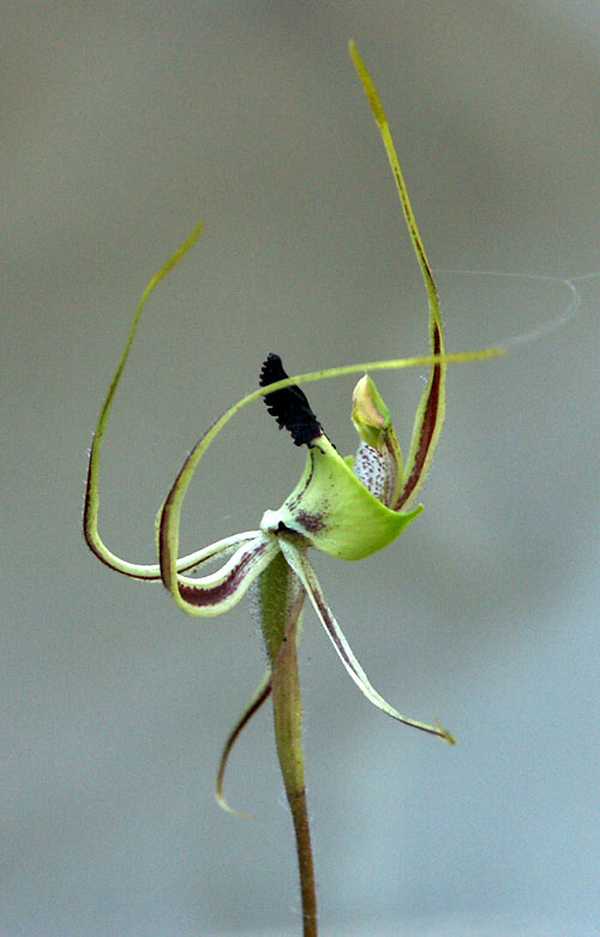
272,609,317,936
260,549,318,937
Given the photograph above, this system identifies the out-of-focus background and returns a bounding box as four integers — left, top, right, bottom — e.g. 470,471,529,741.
2,3,598,935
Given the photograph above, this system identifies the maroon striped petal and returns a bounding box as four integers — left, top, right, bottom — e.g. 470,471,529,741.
162,532,280,617
279,538,454,744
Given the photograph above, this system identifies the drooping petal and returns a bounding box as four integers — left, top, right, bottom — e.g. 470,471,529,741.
261,434,422,561
172,532,261,575
216,670,272,817
348,41,447,510
279,538,455,744
160,527,280,617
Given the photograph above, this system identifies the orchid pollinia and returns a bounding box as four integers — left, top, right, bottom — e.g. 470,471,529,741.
84,41,501,937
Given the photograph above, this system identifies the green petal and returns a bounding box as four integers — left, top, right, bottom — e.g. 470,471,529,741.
261,434,422,561
280,539,455,744
158,519,280,617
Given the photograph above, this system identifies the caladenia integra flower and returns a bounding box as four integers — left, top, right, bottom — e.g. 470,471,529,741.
83,40,503,937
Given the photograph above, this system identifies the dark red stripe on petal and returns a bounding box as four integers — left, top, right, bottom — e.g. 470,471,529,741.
305,568,353,667
178,541,268,608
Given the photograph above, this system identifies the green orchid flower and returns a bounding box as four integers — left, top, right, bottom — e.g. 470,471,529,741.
84,40,502,937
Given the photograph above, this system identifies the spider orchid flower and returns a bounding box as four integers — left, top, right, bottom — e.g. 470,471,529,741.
84,40,502,935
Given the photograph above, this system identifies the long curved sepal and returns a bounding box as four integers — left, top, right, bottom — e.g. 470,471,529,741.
279,538,455,744
84,222,207,578
216,669,272,817
348,41,447,510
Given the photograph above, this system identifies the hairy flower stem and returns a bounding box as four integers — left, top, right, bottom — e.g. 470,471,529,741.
260,549,318,937
272,616,317,937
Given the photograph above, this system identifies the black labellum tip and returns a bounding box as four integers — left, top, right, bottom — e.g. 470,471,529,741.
259,353,322,447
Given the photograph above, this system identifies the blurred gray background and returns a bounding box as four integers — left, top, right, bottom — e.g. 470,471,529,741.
2,2,599,935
